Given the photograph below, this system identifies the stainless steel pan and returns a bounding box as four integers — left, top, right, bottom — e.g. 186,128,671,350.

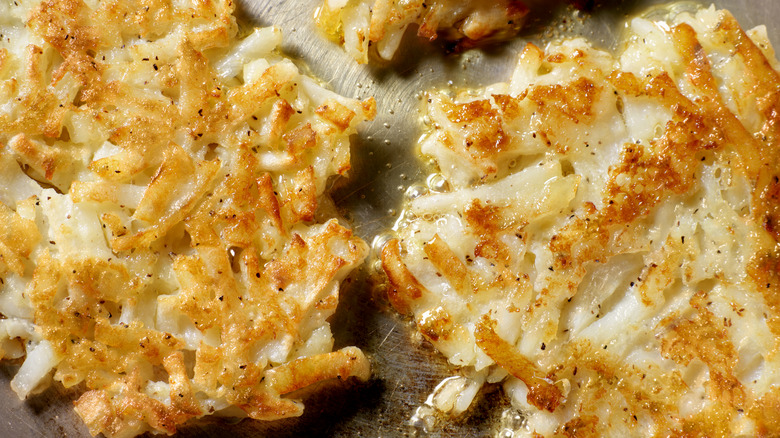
1,0,777,436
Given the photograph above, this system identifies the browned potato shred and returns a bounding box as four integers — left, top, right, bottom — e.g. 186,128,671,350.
0,0,374,436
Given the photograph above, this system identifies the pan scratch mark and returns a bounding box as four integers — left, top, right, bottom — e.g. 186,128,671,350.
388,378,402,399
352,216,395,232
378,324,396,349
334,179,378,204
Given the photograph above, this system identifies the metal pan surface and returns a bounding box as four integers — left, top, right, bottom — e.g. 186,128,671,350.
0,0,778,436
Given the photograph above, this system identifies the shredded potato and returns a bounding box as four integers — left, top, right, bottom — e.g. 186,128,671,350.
316,0,530,63
0,0,374,436
384,6,780,436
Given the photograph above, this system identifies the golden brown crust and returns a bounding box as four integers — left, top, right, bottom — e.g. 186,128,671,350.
423,234,475,294
748,386,780,437
660,292,746,409
265,346,371,395
475,316,563,412
381,238,425,315
0,202,40,277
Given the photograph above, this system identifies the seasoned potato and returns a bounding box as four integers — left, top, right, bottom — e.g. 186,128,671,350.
0,1,374,436
385,6,780,436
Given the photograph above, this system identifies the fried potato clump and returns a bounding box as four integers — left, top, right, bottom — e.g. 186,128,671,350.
0,0,375,436
383,6,780,436
315,0,530,63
